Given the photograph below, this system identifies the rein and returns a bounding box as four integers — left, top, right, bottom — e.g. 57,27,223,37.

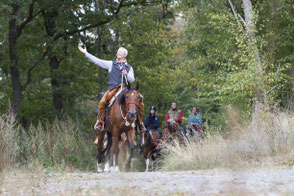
127,101,140,107
119,72,141,128
119,94,140,128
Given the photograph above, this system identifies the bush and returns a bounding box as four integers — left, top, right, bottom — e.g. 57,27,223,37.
160,111,294,171
1,112,96,171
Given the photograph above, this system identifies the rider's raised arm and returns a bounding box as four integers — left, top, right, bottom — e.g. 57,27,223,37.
127,67,135,83
85,52,112,72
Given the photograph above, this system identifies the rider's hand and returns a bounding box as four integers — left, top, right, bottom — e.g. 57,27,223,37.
78,45,87,54
168,119,175,123
94,120,99,130
122,69,128,76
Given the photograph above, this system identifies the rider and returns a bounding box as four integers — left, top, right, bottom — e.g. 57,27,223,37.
187,107,203,126
165,101,183,125
78,45,145,132
144,106,161,140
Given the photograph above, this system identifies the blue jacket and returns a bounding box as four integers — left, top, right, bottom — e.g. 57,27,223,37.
144,114,160,130
187,113,203,126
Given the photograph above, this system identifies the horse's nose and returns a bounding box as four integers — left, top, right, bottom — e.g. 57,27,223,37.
128,112,136,118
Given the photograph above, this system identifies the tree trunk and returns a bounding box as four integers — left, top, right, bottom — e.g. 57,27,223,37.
49,55,63,114
43,9,64,114
242,0,268,112
9,4,22,120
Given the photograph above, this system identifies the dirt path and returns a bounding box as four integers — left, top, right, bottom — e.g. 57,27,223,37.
2,167,294,195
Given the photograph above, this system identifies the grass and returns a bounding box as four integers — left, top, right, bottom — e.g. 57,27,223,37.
0,112,97,172
160,110,294,171
0,111,146,173
3,106,294,174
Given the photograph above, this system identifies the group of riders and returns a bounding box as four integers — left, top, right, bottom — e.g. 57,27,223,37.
144,102,204,145
78,45,204,147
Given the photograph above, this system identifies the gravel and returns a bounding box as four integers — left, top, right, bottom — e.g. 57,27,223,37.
2,167,294,195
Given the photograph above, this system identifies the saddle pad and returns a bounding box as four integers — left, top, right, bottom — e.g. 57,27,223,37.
108,86,125,108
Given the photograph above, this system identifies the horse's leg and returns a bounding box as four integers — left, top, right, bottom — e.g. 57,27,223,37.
108,135,115,172
121,140,130,171
110,127,120,172
114,136,120,172
125,128,136,171
145,157,150,172
96,131,105,173
145,150,152,172
104,160,110,172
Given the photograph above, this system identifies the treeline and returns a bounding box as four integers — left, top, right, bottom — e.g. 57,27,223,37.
1,0,294,129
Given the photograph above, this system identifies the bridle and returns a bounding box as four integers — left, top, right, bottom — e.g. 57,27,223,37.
120,90,141,128
127,101,140,107
141,130,151,146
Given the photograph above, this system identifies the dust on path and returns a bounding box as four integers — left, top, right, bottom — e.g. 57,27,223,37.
2,167,294,195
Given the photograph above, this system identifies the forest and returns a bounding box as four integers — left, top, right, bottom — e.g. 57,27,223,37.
1,0,294,170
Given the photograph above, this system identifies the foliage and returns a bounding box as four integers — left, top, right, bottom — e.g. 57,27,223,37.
1,0,294,134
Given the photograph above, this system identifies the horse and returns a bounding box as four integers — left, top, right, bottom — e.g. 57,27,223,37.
140,129,160,172
184,124,205,142
96,83,141,173
159,122,187,149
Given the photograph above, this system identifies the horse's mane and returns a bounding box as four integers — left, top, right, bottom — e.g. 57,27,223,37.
117,87,137,106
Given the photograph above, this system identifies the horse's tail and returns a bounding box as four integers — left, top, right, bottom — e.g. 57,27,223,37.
101,131,113,163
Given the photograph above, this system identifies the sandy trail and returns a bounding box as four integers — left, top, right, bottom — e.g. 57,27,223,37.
2,167,294,195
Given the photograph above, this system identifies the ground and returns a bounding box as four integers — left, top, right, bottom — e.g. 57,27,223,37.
1,167,294,195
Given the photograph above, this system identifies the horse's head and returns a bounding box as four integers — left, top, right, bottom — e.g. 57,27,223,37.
124,83,141,121
140,130,151,146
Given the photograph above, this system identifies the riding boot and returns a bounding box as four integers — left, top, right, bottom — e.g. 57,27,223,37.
94,91,108,131
138,101,146,132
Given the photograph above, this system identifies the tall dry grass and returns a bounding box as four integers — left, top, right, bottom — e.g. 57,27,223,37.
160,110,294,171
0,113,19,171
0,112,96,171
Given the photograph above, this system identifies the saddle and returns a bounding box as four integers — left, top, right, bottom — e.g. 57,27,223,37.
99,85,125,125
150,130,160,145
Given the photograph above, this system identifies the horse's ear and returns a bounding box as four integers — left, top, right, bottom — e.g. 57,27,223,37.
136,82,139,91
127,83,131,90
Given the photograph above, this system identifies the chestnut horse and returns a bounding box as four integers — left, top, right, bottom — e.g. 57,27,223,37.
96,84,141,172
159,122,187,149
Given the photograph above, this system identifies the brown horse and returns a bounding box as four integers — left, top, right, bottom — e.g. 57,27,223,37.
96,84,141,172
184,124,205,142
159,122,187,149
140,130,159,172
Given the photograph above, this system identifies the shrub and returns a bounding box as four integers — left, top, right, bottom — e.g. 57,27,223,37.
160,111,294,171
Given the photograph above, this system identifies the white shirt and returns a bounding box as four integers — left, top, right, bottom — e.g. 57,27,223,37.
85,52,135,83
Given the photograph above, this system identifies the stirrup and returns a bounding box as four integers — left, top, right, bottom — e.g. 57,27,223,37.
94,120,104,131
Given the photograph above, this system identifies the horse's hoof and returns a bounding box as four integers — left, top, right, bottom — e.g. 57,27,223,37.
96,168,103,173
109,166,115,173
114,166,120,172
104,162,110,172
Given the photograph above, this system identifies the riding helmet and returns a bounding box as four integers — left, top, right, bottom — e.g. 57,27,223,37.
150,105,157,111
